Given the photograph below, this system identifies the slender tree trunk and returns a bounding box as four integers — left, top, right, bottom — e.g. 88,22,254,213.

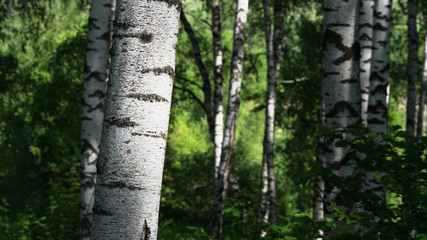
259,0,285,229
211,0,249,237
180,10,214,140
80,1,115,239
90,1,181,239
407,0,418,137
321,0,360,234
359,0,374,127
364,0,392,205
212,0,224,181
313,102,325,240
417,30,427,138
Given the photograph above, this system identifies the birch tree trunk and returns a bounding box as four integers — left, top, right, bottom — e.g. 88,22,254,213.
90,1,181,239
417,29,427,138
359,0,374,127
259,0,285,228
80,1,115,239
321,0,360,232
364,0,392,203
313,102,325,239
212,0,224,180
407,0,418,137
211,0,248,237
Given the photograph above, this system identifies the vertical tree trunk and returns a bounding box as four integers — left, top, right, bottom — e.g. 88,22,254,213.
359,0,375,127
212,0,224,180
80,1,115,239
417,30,427,138
259,0,285,229
322,0,360,232
364,0,392,204
313,101,325,240
407,0,418,137
211,0,249,237
90,1,181,239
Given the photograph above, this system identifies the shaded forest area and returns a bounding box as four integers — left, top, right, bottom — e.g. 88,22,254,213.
0,0,427,239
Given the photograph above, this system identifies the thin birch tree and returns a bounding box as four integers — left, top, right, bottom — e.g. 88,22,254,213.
259,0,285,228
321,0,361,234
211,0,249,237
407,0,418,137
90,1,181,239
80,0,115,239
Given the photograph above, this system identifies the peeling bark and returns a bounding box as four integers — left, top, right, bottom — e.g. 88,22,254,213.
211,0,249,237
90,1,181,239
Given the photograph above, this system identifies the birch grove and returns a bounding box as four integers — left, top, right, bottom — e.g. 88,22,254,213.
90,1,181,239
80,1,115,239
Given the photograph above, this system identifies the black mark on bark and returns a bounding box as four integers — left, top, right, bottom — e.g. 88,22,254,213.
106,116,138,128
141,66,175,78
141,219,151,240
326,101,360,118
101,181,143,191
127,93,168,102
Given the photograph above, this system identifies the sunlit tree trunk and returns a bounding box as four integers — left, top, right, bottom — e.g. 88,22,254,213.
211,0,249,237
407,0,418,137
322,0,360,235
90,1,181,239
359,0,374,127
417,30,427,138
80,1,115,239
212,0,224,181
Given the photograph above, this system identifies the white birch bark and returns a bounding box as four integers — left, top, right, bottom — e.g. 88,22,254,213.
212,0,224,181
359,0,374,126
407,0,418,137
418,31,427,138
90,1,181,239
313,101,325,240
322,0,360,229
364,0,392,205
80,1,115,239
259,0,285,229
211,0,248,237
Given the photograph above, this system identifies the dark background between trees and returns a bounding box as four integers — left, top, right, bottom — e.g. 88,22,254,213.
0,0,426,239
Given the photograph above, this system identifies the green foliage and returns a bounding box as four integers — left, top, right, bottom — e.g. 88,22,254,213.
318,126,427,239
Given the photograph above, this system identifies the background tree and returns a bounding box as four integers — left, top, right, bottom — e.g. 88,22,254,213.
79,1,115,239
407,0,418,137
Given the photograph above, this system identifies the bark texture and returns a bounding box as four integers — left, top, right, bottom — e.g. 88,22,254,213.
211,0,249,237
364,0,392,204
212,0,224,180
80,1,115,239
359,0,374,126
407,0,418,137
417,30,427,138
90,1,181,239
259,0,285,228
321,0,360,231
